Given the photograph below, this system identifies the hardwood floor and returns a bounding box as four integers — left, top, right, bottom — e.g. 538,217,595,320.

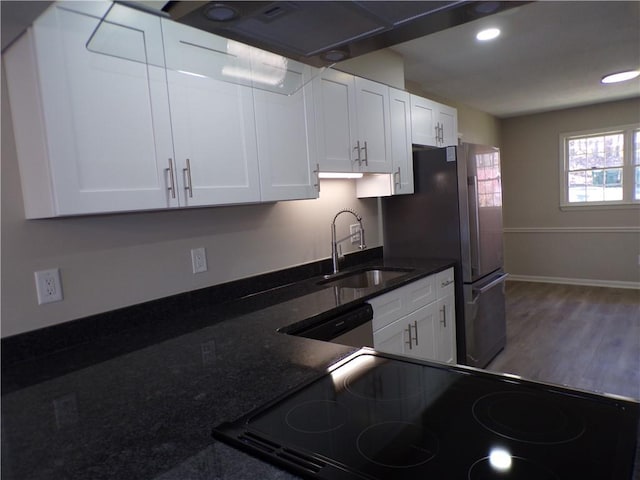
486,281,640,400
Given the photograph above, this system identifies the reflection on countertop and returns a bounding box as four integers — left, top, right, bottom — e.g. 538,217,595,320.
1,256,453,480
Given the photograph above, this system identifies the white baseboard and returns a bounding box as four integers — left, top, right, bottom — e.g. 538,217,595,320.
506,274,640,290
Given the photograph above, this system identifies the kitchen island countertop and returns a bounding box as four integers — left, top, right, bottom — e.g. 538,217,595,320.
1,258,454,480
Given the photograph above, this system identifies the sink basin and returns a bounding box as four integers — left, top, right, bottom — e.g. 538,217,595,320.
318,268,413,289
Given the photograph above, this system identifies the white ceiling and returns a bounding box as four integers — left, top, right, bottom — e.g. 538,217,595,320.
391,1,640,118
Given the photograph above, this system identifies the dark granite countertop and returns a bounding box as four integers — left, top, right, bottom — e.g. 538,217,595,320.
1,258,454,480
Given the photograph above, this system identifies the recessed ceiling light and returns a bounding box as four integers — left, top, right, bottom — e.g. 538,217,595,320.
204,3,239,22
476,28,501,41
601,70,640,84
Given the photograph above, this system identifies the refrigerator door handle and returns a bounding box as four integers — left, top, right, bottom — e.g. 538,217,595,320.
472,273,509,296
469,175,482,276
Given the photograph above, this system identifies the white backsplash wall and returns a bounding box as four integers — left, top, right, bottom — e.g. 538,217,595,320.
1,68,381,337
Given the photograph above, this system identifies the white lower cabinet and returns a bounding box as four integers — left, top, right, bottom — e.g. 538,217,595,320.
369,267,456,364
435,268,457,364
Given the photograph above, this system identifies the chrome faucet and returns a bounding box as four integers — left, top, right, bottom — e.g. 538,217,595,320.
331,209,366,274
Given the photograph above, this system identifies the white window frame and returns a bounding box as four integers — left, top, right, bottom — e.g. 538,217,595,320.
559,124,640,210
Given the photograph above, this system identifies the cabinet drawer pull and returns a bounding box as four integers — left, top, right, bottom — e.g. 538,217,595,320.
440,305,447,327
394,167,401,189
413,320,419,345
166,158,176,199
441,279,454,287
183,158,193,198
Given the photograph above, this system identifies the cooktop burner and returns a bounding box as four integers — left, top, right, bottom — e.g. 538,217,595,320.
356,421,438,468
212,350,639,480
285,400,347,434
468,454,560,480
472,391,586,444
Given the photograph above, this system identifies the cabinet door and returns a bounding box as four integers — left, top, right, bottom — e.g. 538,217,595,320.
374,303,438,362
436,293,457,364
355,78,391,173
162,20,260,206
410,95,438,147
407,303,438,361
373,317,412,357
6,4,175,217
437,103,458,147
313,69,358,172
388,88,414,194
253,66,319,201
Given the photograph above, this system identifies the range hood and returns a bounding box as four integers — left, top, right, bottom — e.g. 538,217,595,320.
162,1,525,67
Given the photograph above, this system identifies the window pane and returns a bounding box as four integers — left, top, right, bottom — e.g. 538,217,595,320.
603,168,622,200
604,134,624,167
568,171,586,202
635,166,640,200
568,138,587,170
635,130,640,166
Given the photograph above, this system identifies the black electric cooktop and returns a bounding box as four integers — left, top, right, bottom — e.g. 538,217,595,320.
212,350,639,479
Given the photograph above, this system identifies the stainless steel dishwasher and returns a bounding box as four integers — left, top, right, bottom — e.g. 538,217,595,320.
290,304,374,348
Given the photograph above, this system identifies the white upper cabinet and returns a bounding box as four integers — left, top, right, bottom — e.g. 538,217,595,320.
354,77,392,173
5,3,175,218
437,102,459,148
162,20,261,206
253,67,319,202
313,69,358,173
314,70,392,173
5,2,323,218
410,95,438,147
388,88,414,194
410,94,458,147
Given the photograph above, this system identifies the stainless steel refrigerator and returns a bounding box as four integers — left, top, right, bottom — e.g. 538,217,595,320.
382,143,508,368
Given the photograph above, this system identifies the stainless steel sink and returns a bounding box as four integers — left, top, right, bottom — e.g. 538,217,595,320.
318,268,413,289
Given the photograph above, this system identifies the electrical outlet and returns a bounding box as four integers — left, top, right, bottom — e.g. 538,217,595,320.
34,268,63,304
191,247,208,274
350,224,361,244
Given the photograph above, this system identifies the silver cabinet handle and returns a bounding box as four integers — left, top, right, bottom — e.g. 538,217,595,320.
166,158,176,199
405,321,419,349
394,167,401,190
440,305,447,327
405,323,413,349
362,141,368,166
183,158,193,198
353,140,362,166
441,279,454,287
313,163,320,192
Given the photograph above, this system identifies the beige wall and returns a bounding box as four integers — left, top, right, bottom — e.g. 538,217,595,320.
500,98,640,287
0,66,382,337
336,49,405,90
